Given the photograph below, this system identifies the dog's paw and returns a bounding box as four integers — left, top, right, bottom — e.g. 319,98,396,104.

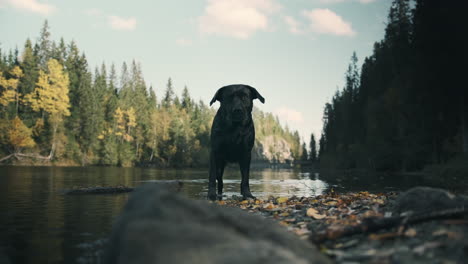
207,191,217,201
242,193,256,200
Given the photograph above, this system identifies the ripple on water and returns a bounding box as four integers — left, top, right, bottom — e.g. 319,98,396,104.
139,178,328,199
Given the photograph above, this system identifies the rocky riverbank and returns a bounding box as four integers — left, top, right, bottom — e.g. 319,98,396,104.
218,187,468,264
62,184,468,264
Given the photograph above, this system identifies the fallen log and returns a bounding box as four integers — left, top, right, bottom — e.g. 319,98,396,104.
0,154,14,163
63,181,184,195
15,153,50,160
63,186,134,195
0,152,51,163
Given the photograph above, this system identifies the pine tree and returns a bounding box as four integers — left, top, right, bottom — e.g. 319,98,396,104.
100,63,119,165
106,64,118,120
19,39,39,109
78,65,106,159
181,85,193,110
119,62,131,103
309,133,317,163
148,86,157,109
291,131,301,160
51,38,67,64
162,78,174,108
65,41,90,140
0,46,6,72
318,133,326,163
37,20,52,70
130,61,150,160
300,142,308,162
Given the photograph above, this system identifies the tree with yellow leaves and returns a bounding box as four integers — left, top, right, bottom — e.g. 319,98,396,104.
8,116,36,152
0,116,36,163
24,59,70,116
126,107,137,133
113,106,137,142
0,66,24,115
23,59,70,159
109,106,137,166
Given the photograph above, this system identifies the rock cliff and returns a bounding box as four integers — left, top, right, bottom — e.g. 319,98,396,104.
252,135,294,165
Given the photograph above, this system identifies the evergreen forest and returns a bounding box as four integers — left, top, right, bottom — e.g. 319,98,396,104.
2,0,467,173
0,21,303,167
318,0,468,172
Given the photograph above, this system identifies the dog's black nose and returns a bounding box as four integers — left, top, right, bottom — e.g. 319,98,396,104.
232,109,243,121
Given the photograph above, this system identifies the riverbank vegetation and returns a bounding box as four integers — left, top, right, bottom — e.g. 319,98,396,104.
0,22,303,167
318,0,468,172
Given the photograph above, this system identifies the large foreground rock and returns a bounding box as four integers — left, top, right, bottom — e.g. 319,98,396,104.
391,186,468,214
104,184,331,264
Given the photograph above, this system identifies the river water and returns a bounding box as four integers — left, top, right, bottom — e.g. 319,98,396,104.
0,166,430,264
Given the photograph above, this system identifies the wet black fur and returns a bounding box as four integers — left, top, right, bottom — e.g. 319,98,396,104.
208,84,265,201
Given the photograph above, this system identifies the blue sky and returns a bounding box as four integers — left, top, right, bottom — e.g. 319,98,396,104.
0,0,391,143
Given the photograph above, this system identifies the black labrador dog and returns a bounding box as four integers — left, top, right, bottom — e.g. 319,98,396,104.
208,84,265,201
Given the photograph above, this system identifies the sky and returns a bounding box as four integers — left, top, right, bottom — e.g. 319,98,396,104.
0,0,392,144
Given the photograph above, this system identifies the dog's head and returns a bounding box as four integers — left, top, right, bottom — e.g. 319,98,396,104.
210,84,265,124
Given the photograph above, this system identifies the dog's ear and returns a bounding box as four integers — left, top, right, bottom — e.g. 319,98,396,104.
247,86,265,104
210,87,224,106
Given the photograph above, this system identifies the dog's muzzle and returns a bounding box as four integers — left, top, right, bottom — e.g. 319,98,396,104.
232,109,244,122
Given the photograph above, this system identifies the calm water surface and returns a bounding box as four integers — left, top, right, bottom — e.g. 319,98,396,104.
0,166,427,264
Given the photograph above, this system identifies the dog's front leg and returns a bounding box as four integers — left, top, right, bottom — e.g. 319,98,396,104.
239,153,255,200
217,161,225,197
208,151,218,201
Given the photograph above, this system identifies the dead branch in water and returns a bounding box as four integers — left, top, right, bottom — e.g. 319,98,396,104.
311,207,468,244
0,152,51,163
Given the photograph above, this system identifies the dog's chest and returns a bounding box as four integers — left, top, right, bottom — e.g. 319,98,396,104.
224,142,246,163
220,128,253,160
230,128,246,144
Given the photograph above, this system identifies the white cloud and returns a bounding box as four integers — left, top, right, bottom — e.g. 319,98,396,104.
3,0,56,15
198,0,281,39
274,107,304,125
284,15,303,35
303,8,355,36
85,8,101,17
176,37,192,46
318,0,346,3
84,9,137,31
317,0,376,3
108,15,137,31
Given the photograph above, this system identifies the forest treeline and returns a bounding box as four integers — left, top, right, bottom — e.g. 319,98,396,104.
319,0,468,171
0,21,303,167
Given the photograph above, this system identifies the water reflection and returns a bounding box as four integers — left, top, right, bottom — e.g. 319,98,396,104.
139,169,328,198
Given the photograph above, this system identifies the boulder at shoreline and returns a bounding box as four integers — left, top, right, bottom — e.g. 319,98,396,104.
391,186,468,214
104,183,332,264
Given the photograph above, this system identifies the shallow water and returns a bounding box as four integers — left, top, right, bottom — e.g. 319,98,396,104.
0,166,430,264
0,166,329,264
